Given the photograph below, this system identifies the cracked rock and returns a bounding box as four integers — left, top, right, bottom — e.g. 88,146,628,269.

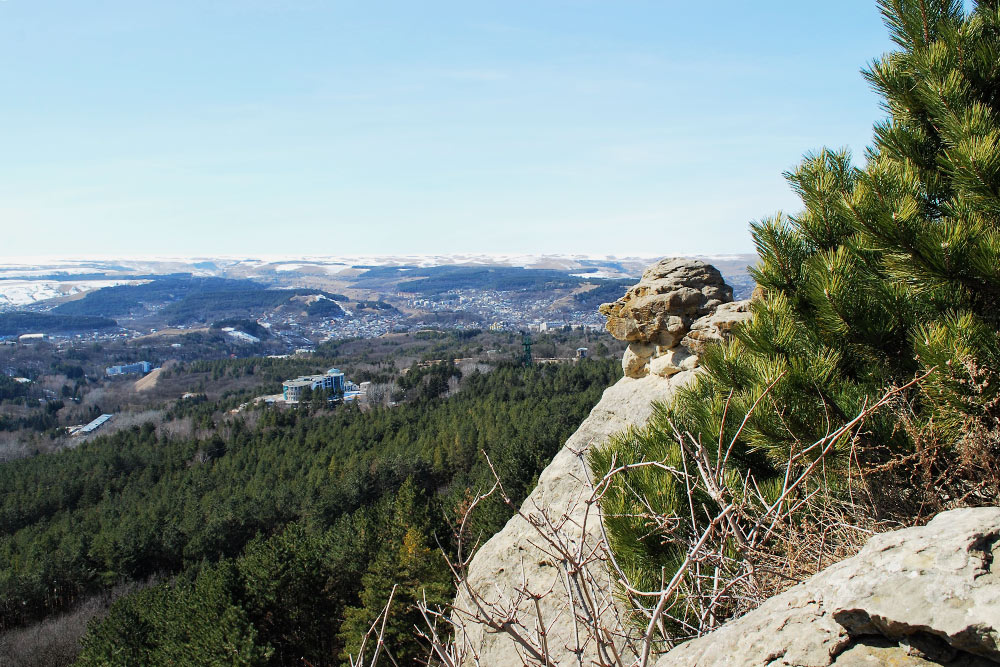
599,258,733,345
655,507,1000,666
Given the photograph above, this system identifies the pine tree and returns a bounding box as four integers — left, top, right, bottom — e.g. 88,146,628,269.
339,480,452,664
591,0,1000,624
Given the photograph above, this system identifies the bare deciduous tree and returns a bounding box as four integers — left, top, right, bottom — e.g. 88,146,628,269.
353,378,927,666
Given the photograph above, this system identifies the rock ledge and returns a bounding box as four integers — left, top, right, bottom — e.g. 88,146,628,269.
655,506,1000,667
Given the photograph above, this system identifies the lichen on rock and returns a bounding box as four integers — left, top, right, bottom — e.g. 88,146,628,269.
600,258,749,378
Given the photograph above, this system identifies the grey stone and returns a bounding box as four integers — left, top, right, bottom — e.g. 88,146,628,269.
654,507,1000,667
600,258,733,345
454,371,697,666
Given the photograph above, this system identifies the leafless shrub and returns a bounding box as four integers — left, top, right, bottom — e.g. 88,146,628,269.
156,415,195,439
348,585,403,667
366,383,395,407
0,599,98,667
0,431,36,462
352,372,986,666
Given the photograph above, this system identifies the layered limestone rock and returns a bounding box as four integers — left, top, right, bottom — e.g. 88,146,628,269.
599,258,751,379
453,258,746,665
454,256,1000,667
453,371,697,665
681,300,753,356
655,506,1000,667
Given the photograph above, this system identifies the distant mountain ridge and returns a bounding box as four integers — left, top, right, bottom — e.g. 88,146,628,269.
0,254,757,311
50,277,347,324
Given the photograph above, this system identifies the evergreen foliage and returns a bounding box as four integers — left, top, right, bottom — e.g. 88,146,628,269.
591,0,1000,621
0,312,118,336
0,360,618,664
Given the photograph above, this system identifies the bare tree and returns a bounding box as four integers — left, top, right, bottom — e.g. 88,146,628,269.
355,377,926,666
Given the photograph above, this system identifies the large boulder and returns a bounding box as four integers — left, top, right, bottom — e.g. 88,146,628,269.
600,258,748,378
599,258,732,348
453,259,749,664
681,300,753,356
655,506,1000,666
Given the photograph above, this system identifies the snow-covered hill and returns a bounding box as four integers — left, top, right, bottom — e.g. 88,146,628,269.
0,253,756,309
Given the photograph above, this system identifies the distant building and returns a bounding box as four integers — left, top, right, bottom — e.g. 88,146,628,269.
18,333,48,343
282,367,346,402
78,414,113,434
576,347,588,358
106,361,152,377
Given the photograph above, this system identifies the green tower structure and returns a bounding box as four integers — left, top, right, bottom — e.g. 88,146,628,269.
521,331,533,366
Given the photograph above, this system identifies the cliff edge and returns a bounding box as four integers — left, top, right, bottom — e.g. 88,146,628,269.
655,506,1000,666
452,258,749,665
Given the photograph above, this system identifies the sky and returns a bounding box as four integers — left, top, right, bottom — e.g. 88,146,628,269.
1,1,902,258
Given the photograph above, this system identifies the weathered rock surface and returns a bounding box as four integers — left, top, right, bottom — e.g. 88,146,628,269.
649,346,698,378
454,370,697,666
655,507,1000,667
622,342,656,378
599,258,731,342
454,257,749,665
682,300,753,356
600,257,748,378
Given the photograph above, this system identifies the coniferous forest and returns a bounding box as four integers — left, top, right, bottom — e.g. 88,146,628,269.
0,360,619,665
591,0,1000,617
3,1,999,665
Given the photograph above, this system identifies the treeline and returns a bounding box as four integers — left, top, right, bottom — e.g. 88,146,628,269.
51,276,345,323
395,360,462,401
53,277,263,317
179,355,346,385
0,313,117,336
0,375,29,401
306,299,346,318
572,279,634,310
351,264,623,295
210,319,271,339
399,266,584,294
354,300,396,311
0,360,619,664
0,400,64,433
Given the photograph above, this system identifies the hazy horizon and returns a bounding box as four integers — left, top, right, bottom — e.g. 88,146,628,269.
3,2,894,257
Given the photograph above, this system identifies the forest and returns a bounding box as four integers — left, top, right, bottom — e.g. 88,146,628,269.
351,265,589,294
0,314,118,337
0,358,620,665
159,289,344,323
50,276,347,324
52,277,263,317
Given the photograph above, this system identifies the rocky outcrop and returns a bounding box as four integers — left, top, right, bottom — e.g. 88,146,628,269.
453,256,1000,667
599,258,751,378
453,371,697,665
453,258,747,665
655,506,1000,667
681,300,753,356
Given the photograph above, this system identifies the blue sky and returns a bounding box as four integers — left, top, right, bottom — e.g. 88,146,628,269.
2,1,899,258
